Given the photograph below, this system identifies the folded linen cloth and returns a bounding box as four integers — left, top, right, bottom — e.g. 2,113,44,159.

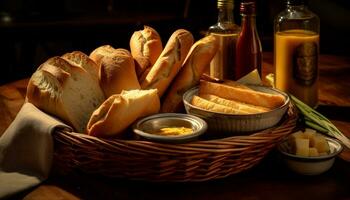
0,103,72,199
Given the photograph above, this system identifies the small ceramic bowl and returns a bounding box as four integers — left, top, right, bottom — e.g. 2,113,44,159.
133,113,207,143
182,85,290,135
277,137,343,175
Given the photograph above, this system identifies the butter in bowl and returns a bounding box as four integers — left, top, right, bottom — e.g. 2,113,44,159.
133,113,207,143
277,129,343,175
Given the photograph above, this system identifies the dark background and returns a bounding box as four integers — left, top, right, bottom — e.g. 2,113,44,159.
0,0,349,84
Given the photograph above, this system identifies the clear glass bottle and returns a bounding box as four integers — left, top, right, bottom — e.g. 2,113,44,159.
274,0,320,107
235,1,262,80
208,0,241,80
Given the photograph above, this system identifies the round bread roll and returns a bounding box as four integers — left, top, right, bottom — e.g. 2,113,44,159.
99,49,141,98
89,45,117,68
89,45,141,98
130,25,163,78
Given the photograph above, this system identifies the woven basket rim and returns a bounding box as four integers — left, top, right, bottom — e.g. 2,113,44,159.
52,104,298,181
54,104,298,149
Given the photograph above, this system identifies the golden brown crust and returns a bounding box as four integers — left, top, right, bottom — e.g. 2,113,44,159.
89,45,117,68
26,56,105,133
140,29,194,97
199,80,285,109
99,48,140,98
130,25,163,77
61,51,99,81
161,35,219,112
191,95,248,114
87,89,160,137
199,94,271,114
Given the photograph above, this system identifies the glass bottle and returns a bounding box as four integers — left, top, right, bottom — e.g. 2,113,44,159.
208,0,241,80
235,1,262,80
274,0,320,107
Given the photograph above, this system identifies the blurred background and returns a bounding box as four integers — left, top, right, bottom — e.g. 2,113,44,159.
0,0,349,84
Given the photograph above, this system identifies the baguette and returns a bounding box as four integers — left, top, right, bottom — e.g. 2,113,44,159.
199,94,271,114
130,25,163,78
161,35,218,112
199,80,285,109
87,89,160,137
191,95,249,114
140,29,194,97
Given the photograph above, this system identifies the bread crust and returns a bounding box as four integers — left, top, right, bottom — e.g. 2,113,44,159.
61,51,99,81
87,89,160,137
99,48,140,97
191,95,248,114
130,25,163,77
89,45,117,68
26,56,105,133
90,45,141,98
199,80,285,109
140,29,194,97
161,35,218,112
199,94,270,114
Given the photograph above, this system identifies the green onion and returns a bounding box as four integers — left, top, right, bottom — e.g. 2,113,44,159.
290,95,350,149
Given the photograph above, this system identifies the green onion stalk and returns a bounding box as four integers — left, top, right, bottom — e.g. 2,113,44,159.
290,95,350,149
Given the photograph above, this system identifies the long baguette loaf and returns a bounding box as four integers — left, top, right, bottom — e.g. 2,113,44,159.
140,29,194,97
87,89,160,137
199,80,285,109
130,25,163,78
27,56,105,133
161,35,218,112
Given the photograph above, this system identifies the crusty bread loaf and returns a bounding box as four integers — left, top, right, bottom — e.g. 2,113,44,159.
161,35,218,113
191,95,249,114
140,29,194,97
87,89,160,137
130,25,163,78
199,94,271,114
89,45,117,68
199,80,285,109
61,51,99,82
99,48,141,98
26,56,105,133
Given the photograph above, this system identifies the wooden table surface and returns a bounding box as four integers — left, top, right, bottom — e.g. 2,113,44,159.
1,52,349,200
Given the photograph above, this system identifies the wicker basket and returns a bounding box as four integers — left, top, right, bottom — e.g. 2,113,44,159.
52,104,298,182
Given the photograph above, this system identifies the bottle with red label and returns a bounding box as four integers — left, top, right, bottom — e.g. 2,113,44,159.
235,0,262,80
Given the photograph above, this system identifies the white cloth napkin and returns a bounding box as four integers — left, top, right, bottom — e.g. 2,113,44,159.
0,103,72,199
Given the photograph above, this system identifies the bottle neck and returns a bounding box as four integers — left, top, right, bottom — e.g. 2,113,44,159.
241,15,256,30
217,7,235,24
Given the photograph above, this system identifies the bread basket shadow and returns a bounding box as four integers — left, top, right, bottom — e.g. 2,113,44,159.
52,104,298,182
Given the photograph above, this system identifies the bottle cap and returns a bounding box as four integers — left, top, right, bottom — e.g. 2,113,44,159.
240,1,256,15
217,0,234,9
